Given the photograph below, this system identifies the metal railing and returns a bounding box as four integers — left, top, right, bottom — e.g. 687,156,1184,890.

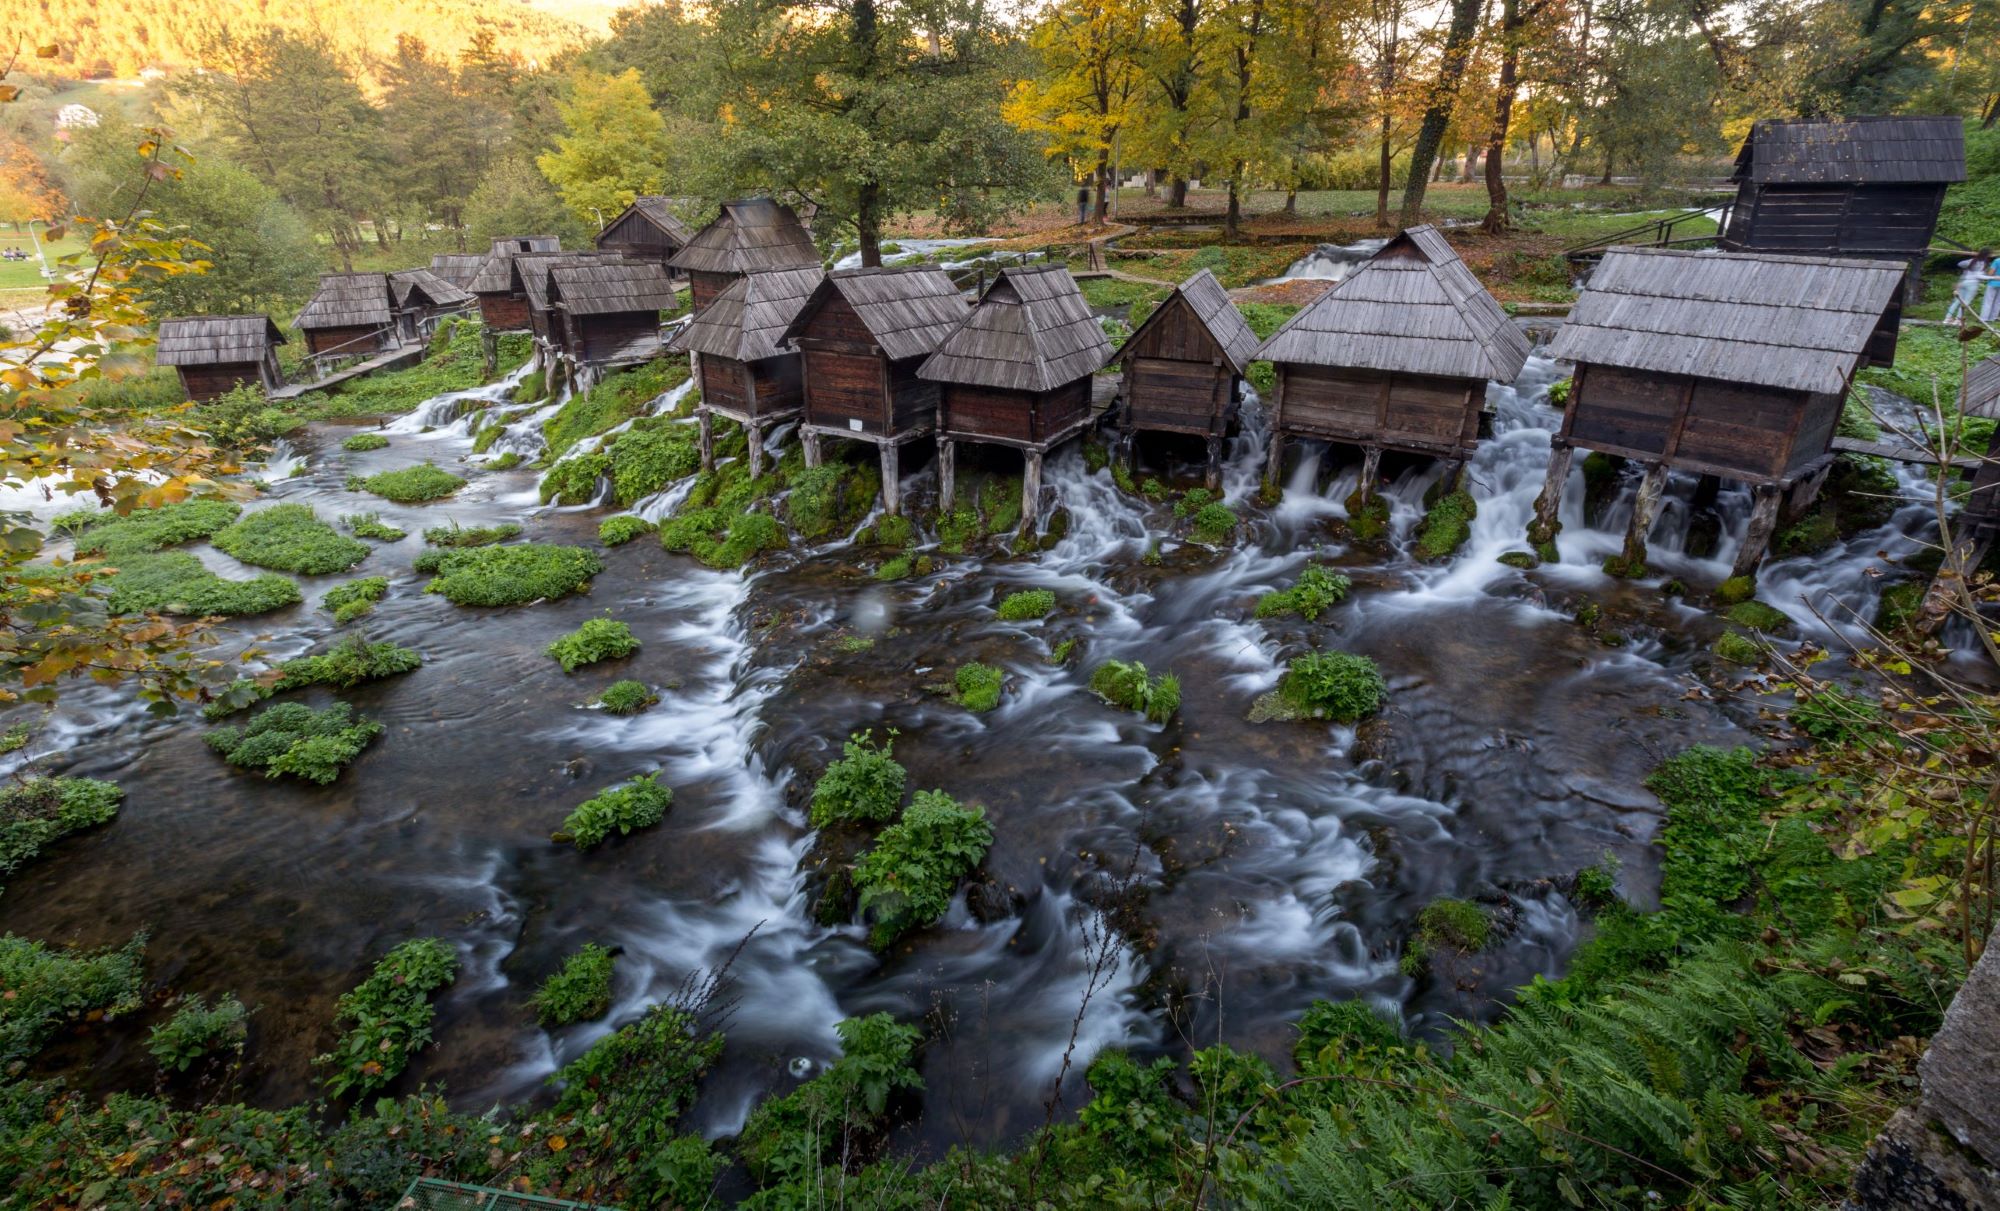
1564,202,1733,267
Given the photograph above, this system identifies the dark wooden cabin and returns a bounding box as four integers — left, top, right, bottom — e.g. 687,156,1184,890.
918,265,1112,526
155,315,286,401
295,273,398,360
468,236,562,332
1537,247,1906,579
517,252,626,363
548,260,678,389
669,266,825,477
1256,226,1530,501
389,269,474,342
779,265,972,515
1721,116,1965,298
1112,268,1260,488
668,199,820,312
428,253,486,292
595,196,694,274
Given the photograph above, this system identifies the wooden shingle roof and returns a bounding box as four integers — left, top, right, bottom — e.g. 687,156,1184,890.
517,252,626,313
669,267,825,362
156,315,284,366
667,199,820,276
469,235,562,294
1733,116,1966,186
782,265,971,362
296,273,394,330
550,260,679,316
1963,355,2000,421
1120,268,1261,374
429,254,486,290
597,196,695,248
1255,226,1530,382
391,268,473,309
1548,248,1907,396
918,265,1110,393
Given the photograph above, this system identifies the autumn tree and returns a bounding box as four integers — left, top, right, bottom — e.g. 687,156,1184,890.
536,67,668,228
0,134,63,224
1007,0,1146,226
466,154,586,245
1397,0,1485,225
1128,0,1214,209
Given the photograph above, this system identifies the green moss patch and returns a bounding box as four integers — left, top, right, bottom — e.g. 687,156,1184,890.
204,635,421,719
321,577,388,624
1188,502,1238,545
658,508,786,570
996,589,1056,621
341,433,389,452
418,543,603,607
1712,631,1761,666
212,505,370,574
102,553,301,617
596,679,659,715
542,360,691,462
346,463,466,504
955,663,1003,712
1088,659,1181,724
1255,564,1351,621
1400,898,1492,977
1713,575,1757,605
599,516,656,546
1342,490,1390,542
786,461,881,541
1875,580,1926,633
1413,489,1476,562
64,499,242,558
0,777,121,896
547,618,640,672
1724,601,1791,632
205,701,383,784
422,522,521,548
341,513,406,542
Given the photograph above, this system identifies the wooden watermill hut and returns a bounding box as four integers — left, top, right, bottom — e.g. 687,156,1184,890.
1255,226,1529,498
155,316,286,401
389,268,474,342
1111,268,1260,489
547,259,679,389
780,265,972,515
428,253,486,292
517,252,626,359
295,273,398,360
595,196,694,274
918,264,1112,526
668,199,820,311
1535,247,1906,579
669,266,825,477
467,236,562,332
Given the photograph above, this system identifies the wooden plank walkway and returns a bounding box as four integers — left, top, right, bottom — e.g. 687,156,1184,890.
1831,436,1982,469
267,344,424,401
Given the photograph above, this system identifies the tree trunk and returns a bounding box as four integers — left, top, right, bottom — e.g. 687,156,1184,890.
1094,151,1110,226
857,182,882,267
1460,144,1477,182
1398,0,1480,228
1376,114,1393,228
1481,0,1524,234
1983,93,1998,128
1225,166,1243,241
1170,175,1189,208
1598,149,1614,186
1283,186,1297,216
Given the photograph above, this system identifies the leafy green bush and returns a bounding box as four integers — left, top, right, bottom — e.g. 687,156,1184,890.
1292,998,1403,1068
737,1013,925,1184
605,424,702,506
422,522,521,547
1790,685,1885,745
785,463,873,540
539,451,610,506
810,730,906,827
420,543,603,606
212,504,371,574
347,463,466,503
66,499,242,557
542,360,690,461
561,774,671,849
547,617,640,672
955,662,1003,712
1172,487,1216,518
852,790,993,947
533,943,615,1027
658,507,786,569
596,679,659,715
1089,659,1181,724
206,636,422,719
545,1003,722,1205
148,994,249,1072
0,932,147,1064
185,382,301,448
1400,898,1491,976
1413,488,1476,561
996,589,1056,621
103,552,302,616
205,702,383,784
1255,563,1351,621
315,938,457,1098
1189,501,1237,544
1278,650,1384,722
0,777,121,895
599,515,655,546
341,512,406,541
322,576,388,624
342,433,390,452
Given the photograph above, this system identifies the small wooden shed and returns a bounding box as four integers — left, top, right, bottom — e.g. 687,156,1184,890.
1957,356,2000,542
468,236,562,332
155,315,286,401
668,199,820,312
389,269,474,342
918,265,1111,526
1256,226,1530,499
295,273,397,360
428,253,486,292
517,252,626,360
1537,247,1906,578
1112,268,1260,488
779,265,972,514
548,259,678,387
668,266,825,477
595,196,694,273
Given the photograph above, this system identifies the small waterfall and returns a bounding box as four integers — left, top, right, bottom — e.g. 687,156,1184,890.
385,361,537,437
256,438,305,481
1258,238,1390,286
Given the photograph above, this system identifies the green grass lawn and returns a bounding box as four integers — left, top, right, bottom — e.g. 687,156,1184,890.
0,231,88,291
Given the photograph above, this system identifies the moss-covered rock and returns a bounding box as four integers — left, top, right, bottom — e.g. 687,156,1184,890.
1712,631,1761,666
1713,575,1757,605
1724,600,1791,632
1343,490,1390,542
1414,489,1476,562
1875,580,1926,633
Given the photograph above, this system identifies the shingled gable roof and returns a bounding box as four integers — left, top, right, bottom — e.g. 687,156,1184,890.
549,260,679,316
667,199,821,276
296,273,395,330
917,265,1111,393
598,196,695,247
1733,116,1967,186
669,267,825,362
468,236,562,294
1255,226,1530,383
1547,248,1907,397
429,254,486,291
1964,355,2000,421
390,268,473,309
780,265,971,362
516,252,626,312
1118,267,1261,374
156,315,285,367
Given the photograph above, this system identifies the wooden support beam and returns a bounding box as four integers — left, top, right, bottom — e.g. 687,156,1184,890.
1732,485,1784,580
1358,446,1383,504
747,421,766,479
1781,463,1833,527
1022,450,1044,531
938,438,957,508
1528,441,1573,559
1204,434,1224,492
1265,432,1287,488
698,409,714,472
481,329,498,378
880,441,902,516
802,431,823,469
1616,461,1671,575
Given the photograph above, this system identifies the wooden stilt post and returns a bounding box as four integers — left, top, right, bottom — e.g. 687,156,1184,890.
747,422,766,479
697,409,715,472
802,431,822,469
1527,441,1573,560
938,438,957,508
1781,464,1833,527
1358,446,1383,504
1203,434,1224,491
1021,449,1044,530
880,441,901,516
1614,461,1671,576
1919,529,1994,634
1265,433,1287,488
1120,426,1137,474
1442,459,1465,493
1731,485,1783,580
481,329,498,378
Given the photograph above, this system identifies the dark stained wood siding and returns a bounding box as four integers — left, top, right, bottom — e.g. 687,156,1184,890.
1126,357,1228,435
803,347,889,432
690,270,738,312
889,361,937,432
597,211,681,267
178,363,260,402
577,312,664,366
699,354,751,415
1725,182,1948,259
478,294,531,331
1787,393,1844,477
1125,294,1213,362
942,378,1089,447
1677,380,1800,480
1564,365,1682,458
1563,364,1834,485
303,325,387,357
748,355,804,418
1276,364,1481,456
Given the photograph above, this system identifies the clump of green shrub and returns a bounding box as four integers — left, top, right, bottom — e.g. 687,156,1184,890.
205,702,383,784
1413,489,1476,561
606,425,702,506
1049,637,1078,666
658,507,786,570
547,617,640,672
418,543,603,606
859,514,915,547
342,433,390,452
346,463,466,503
561,774,671,849
1255,564,1351,621
65,499,243,557
1713,631,1761,666
539,451,610,506
103,552,302,617
737,1013,924,1185
148,994,249,1073
541,360,690,461
1273,651,1384,722
1189,502,1238,544
0,932,147,1064
315,938,457,1097
533,943,615,1027
206,636,422,719
545,1003,722,1206
1089,659,1181,724
1343,490,1391,542
1291,998,1404,1068
996,589,1056,621
1400,898,1492,977
322,576,388,624
955,663,1003,712
597,679,659,715
786,463,874,540
212,504,371,574
1790,684,1886,745
487,451,523,471
341,512,406,541
1724,600,1790,631
1173,488,1217,518
422,522,521,548
852,790,993,948
0,777,122,895
810,731,906,828
1713,575,1757,605
599,515,655,546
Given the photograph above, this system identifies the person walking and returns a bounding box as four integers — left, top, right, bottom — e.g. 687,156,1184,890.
1076,183,1090,227
1946,248,1992,323
1982,249,2000,325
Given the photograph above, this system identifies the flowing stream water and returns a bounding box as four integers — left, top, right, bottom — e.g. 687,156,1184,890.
0,339,1954,1156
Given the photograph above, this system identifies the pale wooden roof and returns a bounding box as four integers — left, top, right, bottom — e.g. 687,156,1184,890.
428,254,486,290
669,267,825,362
517,252,626,313
296,273,394,330
469,235,562,294
918,265,1110,392
156,315,284,366
782,265,971,362
597,196,694,248
390,268,473,309
550,260,679,316
1963,355,2000,421
1119,267,1261,374
668,199,820,276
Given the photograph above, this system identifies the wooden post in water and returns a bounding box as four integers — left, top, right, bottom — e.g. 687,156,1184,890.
880,441,902,516
1527,441,1573,558
1204,434,1224,491
1265,433,1287,489
481,328,498,378
1022,450,1044,530
802,431,822,469
1358,446,1383,504
938,438,957,508
697,410,715,472
1617,461,1671,573
747,422,766,479
1732,485,1784,579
